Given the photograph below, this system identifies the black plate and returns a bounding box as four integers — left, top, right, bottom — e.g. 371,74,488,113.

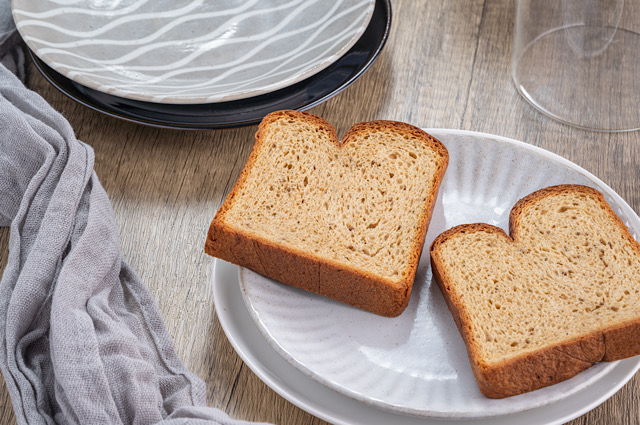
30,0,391,130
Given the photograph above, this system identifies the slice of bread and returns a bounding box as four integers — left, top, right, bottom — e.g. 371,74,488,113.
205,110,448,317
430,184,640,398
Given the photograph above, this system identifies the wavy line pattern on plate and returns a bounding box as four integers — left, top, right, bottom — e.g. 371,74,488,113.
36,6,368,92
12,0,375,103
238,129,639,418
16,1,261,49
12,0,151,18
16,0,207,38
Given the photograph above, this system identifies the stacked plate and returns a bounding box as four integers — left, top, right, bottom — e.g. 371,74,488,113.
211,130,640,425
12,0,390,129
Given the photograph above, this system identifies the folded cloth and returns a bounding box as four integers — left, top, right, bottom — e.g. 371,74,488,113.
0,4,268,425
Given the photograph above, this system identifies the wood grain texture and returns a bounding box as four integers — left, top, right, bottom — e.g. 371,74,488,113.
1,0,639,424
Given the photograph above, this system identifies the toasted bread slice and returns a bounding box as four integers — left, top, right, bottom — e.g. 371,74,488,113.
430,185,640,398
206,110,448,316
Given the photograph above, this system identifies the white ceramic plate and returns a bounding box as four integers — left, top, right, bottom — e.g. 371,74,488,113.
12,0,375,104
212,258,640,425
235,129,640,418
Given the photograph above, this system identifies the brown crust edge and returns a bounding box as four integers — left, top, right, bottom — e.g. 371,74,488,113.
430,184,640,398
205,110,448,317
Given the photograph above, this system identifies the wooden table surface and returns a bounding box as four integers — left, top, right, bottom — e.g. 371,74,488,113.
2,1,640,424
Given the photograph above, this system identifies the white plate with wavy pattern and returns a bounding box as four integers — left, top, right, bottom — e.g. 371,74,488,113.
237,129,640,418
12,0,374,104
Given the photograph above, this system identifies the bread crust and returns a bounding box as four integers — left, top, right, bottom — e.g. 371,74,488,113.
430,184,640,398
206,110,448,317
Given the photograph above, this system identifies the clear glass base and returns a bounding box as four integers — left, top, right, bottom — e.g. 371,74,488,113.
513,25,640,132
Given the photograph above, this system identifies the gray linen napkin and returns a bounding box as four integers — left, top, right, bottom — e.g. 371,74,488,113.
0,4,268,425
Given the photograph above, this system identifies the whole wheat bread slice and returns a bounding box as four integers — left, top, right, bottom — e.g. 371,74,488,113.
430,185,640,398
205,110,448,317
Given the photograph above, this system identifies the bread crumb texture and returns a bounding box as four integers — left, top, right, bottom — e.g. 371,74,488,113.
431,185,640,396
207,110,448,316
